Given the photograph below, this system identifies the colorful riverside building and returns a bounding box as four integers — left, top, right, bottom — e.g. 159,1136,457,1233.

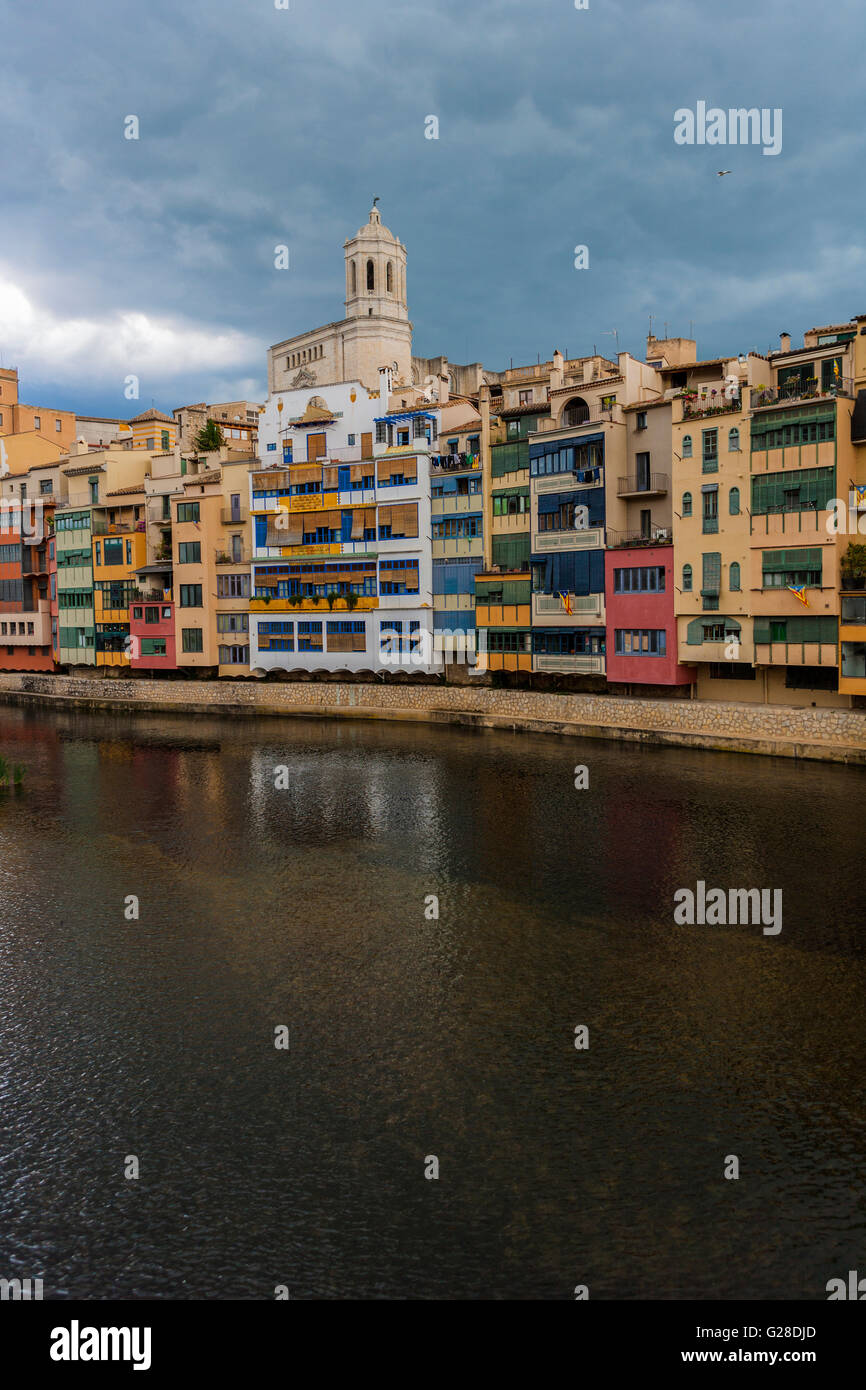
0,496,54,670
248,374,438,673
428,395,486,673
52,443,151,667
670,346,767,699
527,350,672,677
129,445,255,677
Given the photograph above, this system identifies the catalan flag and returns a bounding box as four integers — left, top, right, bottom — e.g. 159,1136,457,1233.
787,584,809,606
558,591,573,615
852,483,866,507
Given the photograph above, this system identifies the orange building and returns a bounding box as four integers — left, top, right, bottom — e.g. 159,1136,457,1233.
0,368,76,453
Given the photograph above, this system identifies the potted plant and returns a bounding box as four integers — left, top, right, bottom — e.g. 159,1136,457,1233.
345,591,359,613
841,542,866,590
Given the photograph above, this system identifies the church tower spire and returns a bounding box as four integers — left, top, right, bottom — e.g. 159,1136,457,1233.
344,203,408,323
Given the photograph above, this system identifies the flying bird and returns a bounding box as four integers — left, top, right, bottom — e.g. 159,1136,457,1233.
717,170,732,177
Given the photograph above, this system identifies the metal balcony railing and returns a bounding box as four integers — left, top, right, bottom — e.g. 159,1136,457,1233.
606,527,673,548
617,473,669,496
215,548,251,565
751,378,854,408
221,508,249,526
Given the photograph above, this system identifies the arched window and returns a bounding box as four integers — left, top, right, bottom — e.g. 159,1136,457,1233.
366,259,375,291
351,261,357,295
683,564,693,592
387,261,394,293
682,434,693,458
729,562,741,591
728,427,740,451
682,491,692,517
562,396,590,426
729,486,740,515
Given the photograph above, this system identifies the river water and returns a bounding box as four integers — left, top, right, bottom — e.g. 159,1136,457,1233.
0,703,863,1299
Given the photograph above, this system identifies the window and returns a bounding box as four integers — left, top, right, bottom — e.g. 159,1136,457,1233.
728,427,740,452
40,479,53,494
613,629,666,656
162,607,172,619
297,621,323,652
90,480,99,504
161,431,170,450
682,435,693,459
132,606,143,620
636,412,647,430
702,486,718,534
366,259,375,291
842,595,866,623
34,415,41,429
682,565,693,592
178,541,201,564
177,502,200,523
761,547,823,589
682,492,692,517
146,437,154,449
126,540,132,566
729,487,740,515
140,638,167,657
702,429,718,472
729,562,741,591
180,584,202,607
386,262,394,292
217,574,250,598
701,552,721,611
219,645,248,665
519,390,533,406
348,434,356,446
181,628,203,653
216,613,249,633
144,606,160,624
612,566,666,593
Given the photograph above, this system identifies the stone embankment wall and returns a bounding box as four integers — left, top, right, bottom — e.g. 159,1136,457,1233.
1,672,865,764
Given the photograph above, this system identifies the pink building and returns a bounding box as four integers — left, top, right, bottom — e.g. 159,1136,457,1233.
130,596,176,670
605,544,694,687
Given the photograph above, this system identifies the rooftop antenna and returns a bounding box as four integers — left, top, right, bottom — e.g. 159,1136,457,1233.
649,315,654,339
603,329,620,354
664,322,669,338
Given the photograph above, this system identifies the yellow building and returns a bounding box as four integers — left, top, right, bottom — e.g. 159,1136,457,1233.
749,325,857,706
129,409,177,452
170,452,254,675
91,491,148,666
671,356,765,700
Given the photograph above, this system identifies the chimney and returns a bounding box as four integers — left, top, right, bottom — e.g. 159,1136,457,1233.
780,332,791,353
549,349,564,392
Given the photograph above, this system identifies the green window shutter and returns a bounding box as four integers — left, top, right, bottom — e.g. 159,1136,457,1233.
701,552,721,594
686,618,704,645
492,534,531,570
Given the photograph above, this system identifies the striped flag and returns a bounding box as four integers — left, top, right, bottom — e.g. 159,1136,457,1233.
787,584,809,606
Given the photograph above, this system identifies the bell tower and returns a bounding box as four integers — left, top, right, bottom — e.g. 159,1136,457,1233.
344,203,409,323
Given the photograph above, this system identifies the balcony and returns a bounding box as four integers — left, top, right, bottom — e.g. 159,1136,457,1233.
215,548,251,565
617,473,669,498
535,470,603,494
430,453,481,473
606,527,673,548
751,379,854,409
531,528,604,552
91,517,145,536
533,592,604,622
147,500,174,527
681,393,742,420
221,508,249,527
534,653,606,675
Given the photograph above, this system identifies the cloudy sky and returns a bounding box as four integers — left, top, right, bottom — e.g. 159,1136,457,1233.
1,0,864,419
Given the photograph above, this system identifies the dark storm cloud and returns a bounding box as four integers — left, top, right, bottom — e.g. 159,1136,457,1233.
0,0,864,414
